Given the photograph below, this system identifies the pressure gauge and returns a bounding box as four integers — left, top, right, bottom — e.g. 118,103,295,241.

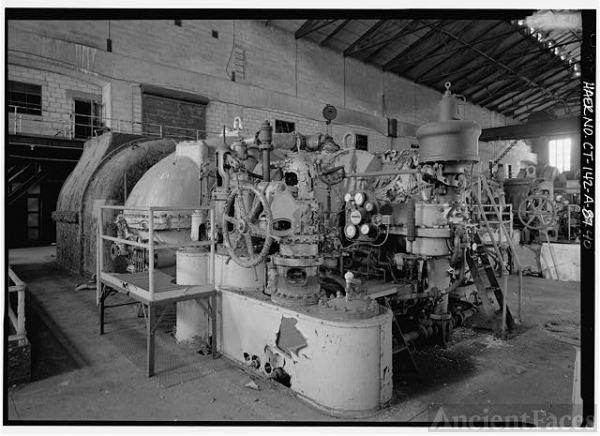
344,193,353,203
349,209,364,225
345,225,357,239
360,224,372,235
364,201,375,212
354,192,366,206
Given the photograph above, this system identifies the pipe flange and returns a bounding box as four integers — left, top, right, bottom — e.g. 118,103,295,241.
430,313,452,321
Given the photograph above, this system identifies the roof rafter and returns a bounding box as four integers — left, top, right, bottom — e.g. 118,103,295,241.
363,20,418,63
410,21,505,82
319,19,351,47
295,19,338,39
343,20,388,57
382,23,444,71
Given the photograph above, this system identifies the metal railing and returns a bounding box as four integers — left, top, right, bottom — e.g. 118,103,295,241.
8,267,28,347
8,104,207,142
97,205,216,304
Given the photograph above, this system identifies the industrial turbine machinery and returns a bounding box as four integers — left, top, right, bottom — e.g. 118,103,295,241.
109,83,490,417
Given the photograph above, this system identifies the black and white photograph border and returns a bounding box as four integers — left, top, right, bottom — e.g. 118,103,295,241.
1,3,597,433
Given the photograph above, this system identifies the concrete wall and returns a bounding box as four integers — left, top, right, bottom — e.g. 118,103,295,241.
7,19,526,161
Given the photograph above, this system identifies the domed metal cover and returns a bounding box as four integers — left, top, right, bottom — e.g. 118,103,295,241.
125,154,201,208
416,120,481,163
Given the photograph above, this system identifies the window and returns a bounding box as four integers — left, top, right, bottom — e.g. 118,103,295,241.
355,134,368,151
275,119,295,133
8,81,42,115
73,98,103,139
549,138,571,172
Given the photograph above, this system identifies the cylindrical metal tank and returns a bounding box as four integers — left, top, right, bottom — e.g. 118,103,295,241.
175,247,210,343
416,120,481,163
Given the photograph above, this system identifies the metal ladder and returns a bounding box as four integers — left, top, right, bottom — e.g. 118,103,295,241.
492,140,519,168
473,176,524,333
384,297,421,379
466,233,515,333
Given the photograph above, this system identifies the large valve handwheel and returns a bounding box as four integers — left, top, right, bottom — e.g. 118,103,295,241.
518,194,557,230
222,184,273,268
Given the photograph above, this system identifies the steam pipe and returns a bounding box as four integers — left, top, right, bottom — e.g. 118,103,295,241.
406,198,416,253
346,169,418,178
258,120,273,183
442,247,466,296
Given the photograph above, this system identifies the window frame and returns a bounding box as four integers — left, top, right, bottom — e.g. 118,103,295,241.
548,137,572,173
8,80,42,116
275,119,296,134
355,134,369,151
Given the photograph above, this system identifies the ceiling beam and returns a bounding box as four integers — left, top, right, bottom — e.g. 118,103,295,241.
320,19,351,47
363,20,417,63
455,50,557,103
508,85,577,119
483,66,570,109
448,48,541,94
485,68,571,110
438,35,533,92
400,21,484,77
382,24,441,71
479,116,580,141
295,19,338,39
412,21,505,82
514,100,564,122
347,21,432,59
343,20,387,57
492,72,572,110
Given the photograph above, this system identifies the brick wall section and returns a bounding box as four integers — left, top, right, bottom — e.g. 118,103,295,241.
9,19,530,162
8,64,102,137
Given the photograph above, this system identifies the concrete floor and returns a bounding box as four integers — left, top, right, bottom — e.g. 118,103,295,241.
5,246,580,424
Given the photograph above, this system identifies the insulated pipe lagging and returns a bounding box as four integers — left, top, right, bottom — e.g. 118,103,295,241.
406,198,416,242
262,147,271,182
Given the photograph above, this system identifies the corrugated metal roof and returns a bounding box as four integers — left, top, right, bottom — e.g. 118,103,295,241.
270,11,582,122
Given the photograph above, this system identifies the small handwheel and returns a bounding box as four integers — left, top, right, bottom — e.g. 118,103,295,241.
518,194,557,230
222,184,273,268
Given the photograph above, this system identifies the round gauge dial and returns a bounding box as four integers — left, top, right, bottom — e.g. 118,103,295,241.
349,209,363,225
344,193,353,202
354,192,366,206
345,225,357,239
364,201,375,212
360,224,372,235
323,104,338,121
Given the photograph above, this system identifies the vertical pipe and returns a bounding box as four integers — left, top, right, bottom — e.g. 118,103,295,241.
518,270,522,322
97,206,103,305
210,208,215,285
406,198,416,253
13,106,17,133
262,147,271,182
502,262,508,335
149,207,155,301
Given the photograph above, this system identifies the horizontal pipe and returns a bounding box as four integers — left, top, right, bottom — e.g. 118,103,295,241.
101,235,215,251
346,169,418,178
101,205,213,211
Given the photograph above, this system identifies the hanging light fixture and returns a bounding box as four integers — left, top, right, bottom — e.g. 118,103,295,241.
572,63,581,77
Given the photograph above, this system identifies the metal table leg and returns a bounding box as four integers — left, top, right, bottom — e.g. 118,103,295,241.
147,305,156,377
211,293,218,359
